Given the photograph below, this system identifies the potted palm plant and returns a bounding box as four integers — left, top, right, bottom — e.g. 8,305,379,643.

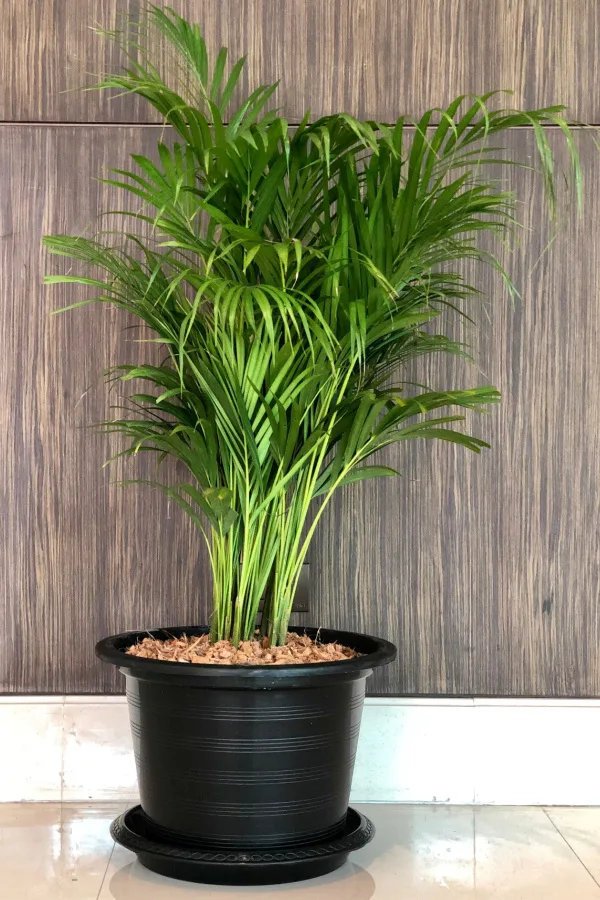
44,5,579,886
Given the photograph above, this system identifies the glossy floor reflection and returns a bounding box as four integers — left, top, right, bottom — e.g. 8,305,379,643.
1,803,600,898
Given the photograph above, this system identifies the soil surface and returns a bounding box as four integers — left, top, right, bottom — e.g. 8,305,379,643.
126,631,359,665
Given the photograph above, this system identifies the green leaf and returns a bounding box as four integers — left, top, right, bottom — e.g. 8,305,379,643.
315,464,400,496
46,7,582,646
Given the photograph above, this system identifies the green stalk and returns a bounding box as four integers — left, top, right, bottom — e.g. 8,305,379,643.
44,6,580,649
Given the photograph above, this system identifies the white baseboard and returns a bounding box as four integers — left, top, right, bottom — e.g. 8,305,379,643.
1,695,599,805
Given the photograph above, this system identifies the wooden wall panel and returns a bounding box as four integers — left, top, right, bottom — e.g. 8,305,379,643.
0,126,213,693
1,1,599,124
1,3,599,695
313,130,600,695
1,125,598,695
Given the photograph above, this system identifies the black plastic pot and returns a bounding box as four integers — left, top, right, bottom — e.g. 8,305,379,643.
96,625,396,884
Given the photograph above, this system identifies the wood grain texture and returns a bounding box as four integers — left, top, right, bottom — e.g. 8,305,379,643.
1,125,598,695
2,0,600,696
313,129,600,695
1,1,599,123
0,126,214,693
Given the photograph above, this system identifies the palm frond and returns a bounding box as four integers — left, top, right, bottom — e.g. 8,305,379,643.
45,4,581,645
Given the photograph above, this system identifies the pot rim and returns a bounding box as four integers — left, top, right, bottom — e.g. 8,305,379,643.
96,625,397,687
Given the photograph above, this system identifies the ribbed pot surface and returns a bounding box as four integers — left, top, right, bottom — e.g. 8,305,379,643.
97,625,396,849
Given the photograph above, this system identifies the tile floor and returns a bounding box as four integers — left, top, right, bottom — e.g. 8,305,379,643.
1,803,600,898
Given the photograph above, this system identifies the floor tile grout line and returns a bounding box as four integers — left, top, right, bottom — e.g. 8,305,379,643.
543,808,600,891
96,841,116,899
94,800,134,897
472,805,477,892
59,696,66,804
